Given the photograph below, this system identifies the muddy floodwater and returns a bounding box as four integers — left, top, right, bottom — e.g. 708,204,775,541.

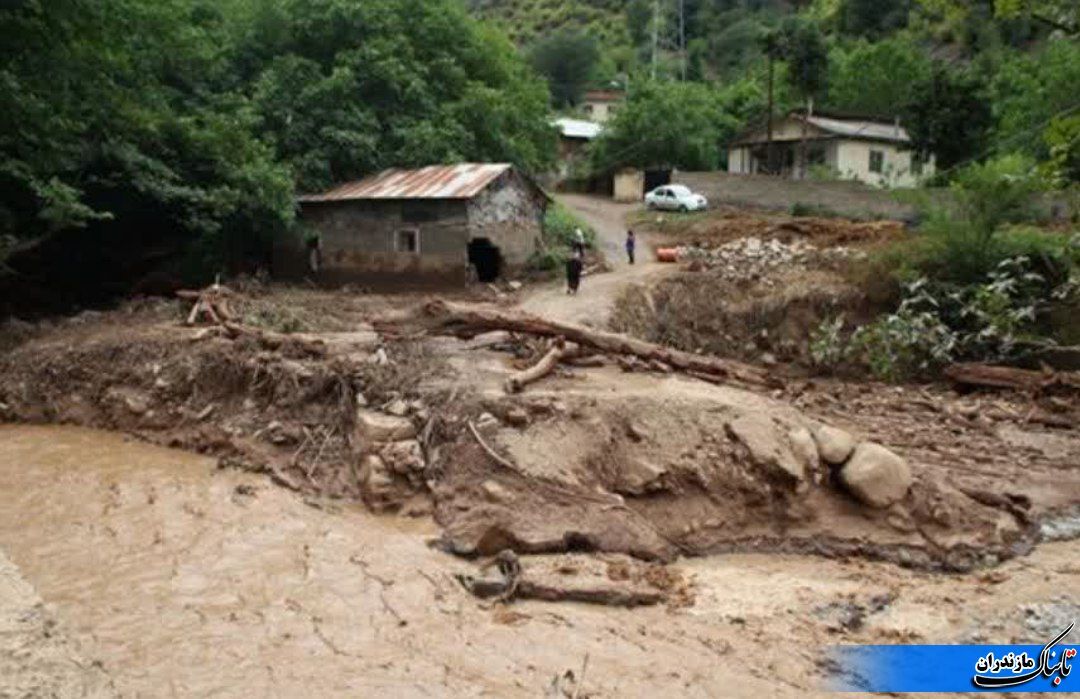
1,424,1077,697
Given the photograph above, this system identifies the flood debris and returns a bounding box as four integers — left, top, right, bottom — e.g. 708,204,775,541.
456,551,684,607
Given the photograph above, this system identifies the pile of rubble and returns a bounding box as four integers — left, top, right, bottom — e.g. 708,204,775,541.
675,236,863,285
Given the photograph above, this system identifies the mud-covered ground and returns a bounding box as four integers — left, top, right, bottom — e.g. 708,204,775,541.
1,425,1077,697
1,198,1078,694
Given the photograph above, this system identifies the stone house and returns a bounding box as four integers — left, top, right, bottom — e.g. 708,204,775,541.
289,163,549,285
581,88,625,124
727,111,935,188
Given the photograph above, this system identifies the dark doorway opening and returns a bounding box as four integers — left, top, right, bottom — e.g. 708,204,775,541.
643,168,672,197
467,237,502,282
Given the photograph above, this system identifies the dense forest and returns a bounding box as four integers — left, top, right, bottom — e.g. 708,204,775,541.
0,0,555,310
1,0,1077,312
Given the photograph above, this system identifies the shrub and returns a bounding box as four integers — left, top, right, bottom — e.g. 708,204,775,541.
542,203,597,249
816,253,1077,381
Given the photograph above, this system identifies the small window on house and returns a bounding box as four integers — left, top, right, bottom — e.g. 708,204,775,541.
869,150,885,174
808,147,826,165
911,153,924,176
395,229,419,254
583,104,594,115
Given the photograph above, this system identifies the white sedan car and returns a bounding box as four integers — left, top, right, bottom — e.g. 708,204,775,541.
644,184,708,212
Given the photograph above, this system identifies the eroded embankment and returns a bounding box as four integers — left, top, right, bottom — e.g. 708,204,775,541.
1,317,1076,573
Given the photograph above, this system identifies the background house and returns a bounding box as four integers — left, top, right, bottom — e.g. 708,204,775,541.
285,163,548,285
727,111,934,187
553,117,603,183
581,89,624,124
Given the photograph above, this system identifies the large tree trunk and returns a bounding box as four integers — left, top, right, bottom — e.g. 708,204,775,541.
393,300,777,389
944,363,1080,394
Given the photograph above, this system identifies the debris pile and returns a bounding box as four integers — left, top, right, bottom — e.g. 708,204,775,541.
675,236,862,285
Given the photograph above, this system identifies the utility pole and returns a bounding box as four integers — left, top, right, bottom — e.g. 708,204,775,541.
678,0,686,81
651,0,659,79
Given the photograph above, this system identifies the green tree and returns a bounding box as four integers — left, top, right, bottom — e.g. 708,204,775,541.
528,29,601,108
827,38,932,116
903,62,993,170
839,0,912,37
588,81,732,171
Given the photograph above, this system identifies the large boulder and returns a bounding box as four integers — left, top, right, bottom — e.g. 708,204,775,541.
839,443,912,508
356,410,416,443
812,424,857,465
725,414,804,485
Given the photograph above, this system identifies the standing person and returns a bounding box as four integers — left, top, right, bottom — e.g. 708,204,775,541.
566,249,583,295
573,227,586,255
625,229,636,265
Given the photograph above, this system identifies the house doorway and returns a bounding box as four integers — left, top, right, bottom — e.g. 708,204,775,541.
467,237,502,282
642,168,672,196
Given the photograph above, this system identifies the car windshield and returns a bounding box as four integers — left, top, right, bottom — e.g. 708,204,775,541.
668,185,691,196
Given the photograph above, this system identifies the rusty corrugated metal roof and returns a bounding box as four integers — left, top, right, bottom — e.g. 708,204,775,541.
298,163,514,202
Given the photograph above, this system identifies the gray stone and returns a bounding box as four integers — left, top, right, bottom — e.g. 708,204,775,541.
356,410,416,442
480,479,514,504
812,424,857,465
840,443,913,508
726,414,804,484
384,399,410,417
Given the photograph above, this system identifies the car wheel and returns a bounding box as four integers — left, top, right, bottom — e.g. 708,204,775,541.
679,204,689,213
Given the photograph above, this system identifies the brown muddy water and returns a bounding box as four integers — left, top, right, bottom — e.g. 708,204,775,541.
1,424,1077,698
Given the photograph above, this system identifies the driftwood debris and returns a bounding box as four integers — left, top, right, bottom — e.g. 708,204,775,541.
944,362,1080,395
178,282,235,326
505,338,569,393
405,300,777,390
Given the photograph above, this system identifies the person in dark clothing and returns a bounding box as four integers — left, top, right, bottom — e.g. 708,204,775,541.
566,249,583,295
625,229,636,265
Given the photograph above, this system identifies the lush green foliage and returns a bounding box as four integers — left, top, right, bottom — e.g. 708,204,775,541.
529,29,601,108
530,202,596,271
587,81,737,171
1,0,557,287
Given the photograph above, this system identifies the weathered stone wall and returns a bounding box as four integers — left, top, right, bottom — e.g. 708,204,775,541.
466,170,545,267
299,199,471,284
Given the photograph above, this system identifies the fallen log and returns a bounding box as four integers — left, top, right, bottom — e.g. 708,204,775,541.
505,338,568,393
944,363,1080,394
407,300,777,389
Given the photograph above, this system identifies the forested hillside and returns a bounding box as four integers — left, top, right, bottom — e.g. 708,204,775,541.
495,0,1077,179
0,0,554,311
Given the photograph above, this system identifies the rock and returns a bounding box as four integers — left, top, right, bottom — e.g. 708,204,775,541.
812,424,857,465
507,280,523,291
384,399,410,417
378,440,425,474
356,410,416,442
840,443,913,508
480,479,514,504
355,392,368,407
358,455,414,511
788,427,821,482
504,407,529,427
475,412,500,430
725,415,804,485
616,458,667,495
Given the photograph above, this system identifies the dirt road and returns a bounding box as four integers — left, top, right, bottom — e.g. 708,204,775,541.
519,194,671,326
